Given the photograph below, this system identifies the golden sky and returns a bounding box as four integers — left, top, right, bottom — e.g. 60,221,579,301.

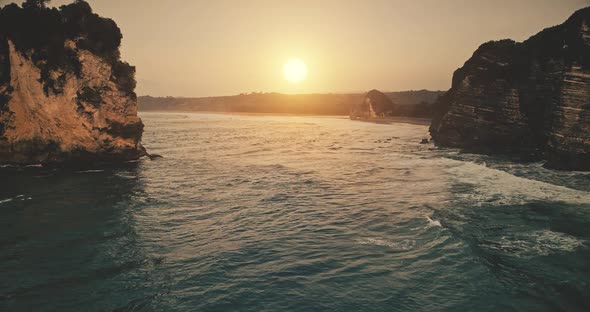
6,0,590,96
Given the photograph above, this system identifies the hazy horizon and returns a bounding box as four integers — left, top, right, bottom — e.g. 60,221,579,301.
2,0,589,97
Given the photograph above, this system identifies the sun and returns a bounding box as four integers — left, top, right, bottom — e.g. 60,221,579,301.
283,58,307,83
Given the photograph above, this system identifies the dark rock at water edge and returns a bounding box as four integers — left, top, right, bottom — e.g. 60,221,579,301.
148,154,164,160
429,7,590,171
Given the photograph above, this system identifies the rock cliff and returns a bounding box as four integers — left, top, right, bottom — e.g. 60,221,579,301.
430,7,590,170
350,89,440,119
0,0,145,165
350,89,397,119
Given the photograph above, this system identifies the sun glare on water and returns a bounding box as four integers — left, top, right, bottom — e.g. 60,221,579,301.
283,58,307,83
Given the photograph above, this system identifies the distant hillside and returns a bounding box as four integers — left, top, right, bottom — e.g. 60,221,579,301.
138,90,445,116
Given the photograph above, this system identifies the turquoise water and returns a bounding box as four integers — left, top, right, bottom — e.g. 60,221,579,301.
1,112,590,311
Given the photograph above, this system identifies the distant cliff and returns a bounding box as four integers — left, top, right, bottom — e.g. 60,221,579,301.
138,90,444,116
350,89,436,119
430,7,590,170
350,90,395,118
0,0,145,164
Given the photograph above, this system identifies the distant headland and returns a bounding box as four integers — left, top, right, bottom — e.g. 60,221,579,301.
138,90,445,117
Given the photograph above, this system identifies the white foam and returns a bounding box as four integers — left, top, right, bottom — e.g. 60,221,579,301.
24,164,43,168
355,238,416,251
426,216,442,227
0,198,13,204
445,161,590,206
487,229,584,258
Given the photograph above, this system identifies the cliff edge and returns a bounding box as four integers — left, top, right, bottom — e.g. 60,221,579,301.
0,0,146,165
430,7,590,170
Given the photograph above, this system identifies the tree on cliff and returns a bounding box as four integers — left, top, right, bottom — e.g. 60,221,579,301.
0,0,146,163
22,0,50,10
0,0,135,96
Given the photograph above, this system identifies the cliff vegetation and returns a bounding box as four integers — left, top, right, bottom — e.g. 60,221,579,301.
0,0,145,164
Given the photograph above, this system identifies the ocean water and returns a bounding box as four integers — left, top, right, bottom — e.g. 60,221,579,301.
1,112,590,312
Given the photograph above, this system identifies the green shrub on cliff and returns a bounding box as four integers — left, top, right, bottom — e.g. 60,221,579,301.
0,0,135,97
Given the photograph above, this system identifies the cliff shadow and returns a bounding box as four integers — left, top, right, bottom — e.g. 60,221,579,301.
0,162,166,311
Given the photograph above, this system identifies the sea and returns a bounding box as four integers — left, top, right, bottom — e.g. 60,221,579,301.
1,112,589,311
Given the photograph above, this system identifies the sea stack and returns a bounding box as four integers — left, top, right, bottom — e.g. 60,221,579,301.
0,1,146,165
350,89,396,119
430,7,590,170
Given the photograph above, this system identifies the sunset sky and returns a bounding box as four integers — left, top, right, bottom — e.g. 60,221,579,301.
4,0,590,96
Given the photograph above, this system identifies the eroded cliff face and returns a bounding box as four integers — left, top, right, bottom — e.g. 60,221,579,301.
430,7,590,170
0,1,145,164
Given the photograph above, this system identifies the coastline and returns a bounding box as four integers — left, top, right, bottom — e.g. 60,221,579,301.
139,111,431,125
139,110,348,118
350,116,431,126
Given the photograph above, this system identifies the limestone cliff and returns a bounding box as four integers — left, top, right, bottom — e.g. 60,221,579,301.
430,7,590,170
0,1,145,165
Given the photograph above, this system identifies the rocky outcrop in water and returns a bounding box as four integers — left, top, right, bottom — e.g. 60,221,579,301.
350,89,440,119
430,7,590,170
350,89,397,119
0,1,145,165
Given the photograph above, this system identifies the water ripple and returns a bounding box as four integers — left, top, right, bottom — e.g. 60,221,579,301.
1,113,589,311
